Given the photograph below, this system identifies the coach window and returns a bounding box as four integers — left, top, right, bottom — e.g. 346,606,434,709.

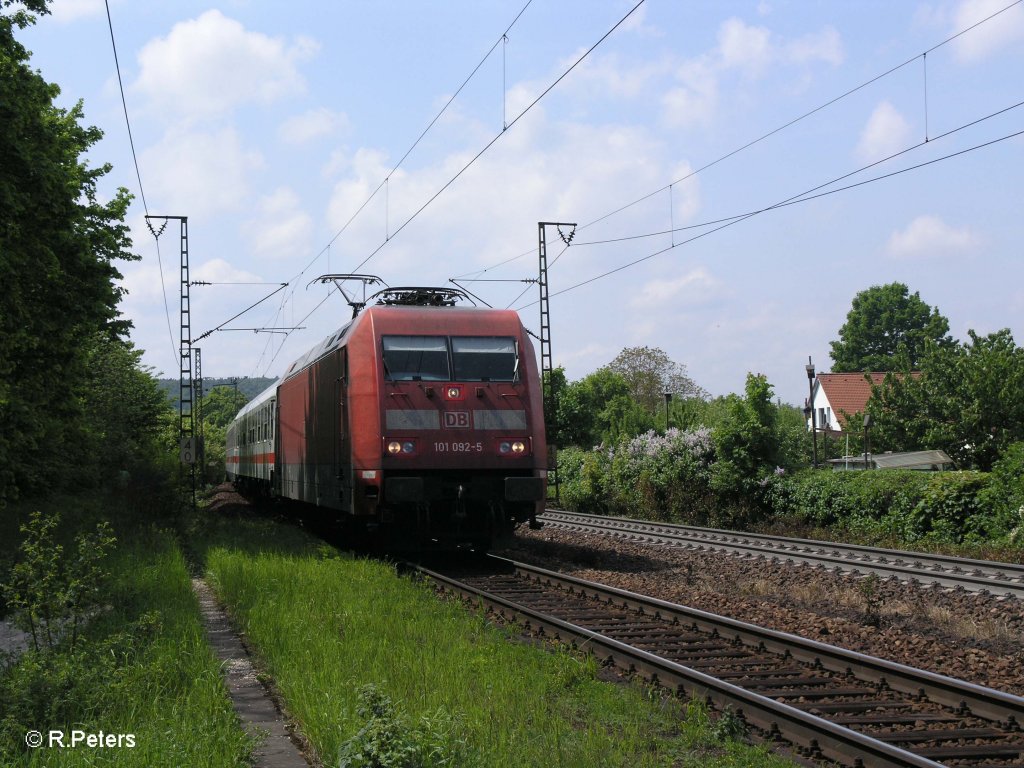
451,337,517,381
382,336,449,381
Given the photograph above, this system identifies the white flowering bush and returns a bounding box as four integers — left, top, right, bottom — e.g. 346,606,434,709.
557,374,798,527
559,427,719,524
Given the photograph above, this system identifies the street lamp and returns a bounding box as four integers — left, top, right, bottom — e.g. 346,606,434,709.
806,357,818,468
863,413,873,469
664,392,672,432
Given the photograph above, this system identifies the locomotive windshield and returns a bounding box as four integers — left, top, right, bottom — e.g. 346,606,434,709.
451,336,517,381
382,336,450,380
381,335,518,382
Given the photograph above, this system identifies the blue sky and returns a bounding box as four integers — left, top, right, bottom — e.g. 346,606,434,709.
18,0,1024,406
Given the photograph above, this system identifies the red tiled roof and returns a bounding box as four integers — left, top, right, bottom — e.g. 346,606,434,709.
816,372,891,427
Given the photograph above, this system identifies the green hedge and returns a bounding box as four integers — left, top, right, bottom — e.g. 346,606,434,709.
559,444,1022,545
557,434,1024,545
765,469,1005,544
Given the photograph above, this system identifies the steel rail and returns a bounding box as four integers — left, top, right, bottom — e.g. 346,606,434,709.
494,556,1024,725
415,557,974,767
541,509,1024,599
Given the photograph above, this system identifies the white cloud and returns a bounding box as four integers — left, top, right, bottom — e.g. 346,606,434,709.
786,26,843,66
140,127,264,215
321,107,692,289
133,10,316,120
717,18,773,74
571,53,671,99
280,108,349,144
661,19,840,128
619,3,660,37
245,188,314,263
629,267,722,309
662,59,718,129
48,0,103,23
856,101,912,163
886,215,981,258
120,258,173,305
951,0,1024,62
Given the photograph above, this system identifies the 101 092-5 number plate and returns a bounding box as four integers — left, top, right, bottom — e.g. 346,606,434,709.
433,441,483,453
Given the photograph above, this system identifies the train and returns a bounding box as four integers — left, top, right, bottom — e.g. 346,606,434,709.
225,285,547,549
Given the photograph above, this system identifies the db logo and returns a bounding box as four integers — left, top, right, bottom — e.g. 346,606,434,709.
443,412,470,429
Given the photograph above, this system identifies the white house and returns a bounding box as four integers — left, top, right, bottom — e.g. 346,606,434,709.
806,372,890,433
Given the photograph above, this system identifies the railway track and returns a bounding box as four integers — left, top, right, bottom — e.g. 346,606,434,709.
417,555,1024,767
541,509,1024,600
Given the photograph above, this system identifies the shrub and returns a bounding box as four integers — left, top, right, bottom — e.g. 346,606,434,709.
558,428,718,524
336,684,465,768
765,469,1008,545
912,471,993,544
556,446,608,513
977,442,1024,538
766,470,930,539
2,511,115,653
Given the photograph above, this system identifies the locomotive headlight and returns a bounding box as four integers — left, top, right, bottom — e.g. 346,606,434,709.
498,440,527,455
446,386,462,399
387,441,402,455
402,441,415,454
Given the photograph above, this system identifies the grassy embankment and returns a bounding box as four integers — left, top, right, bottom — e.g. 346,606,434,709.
0,490,251,767
193,503,793,768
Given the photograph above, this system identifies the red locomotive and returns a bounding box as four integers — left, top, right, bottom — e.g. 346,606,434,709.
226,285,547,548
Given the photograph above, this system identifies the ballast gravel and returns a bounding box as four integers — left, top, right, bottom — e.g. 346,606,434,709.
496,526,1024,697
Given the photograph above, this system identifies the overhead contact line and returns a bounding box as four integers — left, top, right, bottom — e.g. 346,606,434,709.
517,125,1024,309
104,0,177,371
463,0,1024,287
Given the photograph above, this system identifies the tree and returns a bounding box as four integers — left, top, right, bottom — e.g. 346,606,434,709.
77,335,172,484
710,373,782,523
605,346,705,415
1,1,138,500
556,368,652,447
867,329,1024,471
830,283,952,372
197,387,250,483
201,387,250,429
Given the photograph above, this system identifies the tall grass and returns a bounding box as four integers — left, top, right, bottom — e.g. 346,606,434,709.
1,496,251,767
201,515,790,767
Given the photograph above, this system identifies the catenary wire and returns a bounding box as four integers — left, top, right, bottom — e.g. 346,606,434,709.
287,0,536,286
515,127,1024,310
343,0,647,278
251,1,1012,373
579,0,1023,231
253,0,537,377
258,1,646,374
346,0,647,276
104,0,178,372
463,0,1024,281
568,99,1024,248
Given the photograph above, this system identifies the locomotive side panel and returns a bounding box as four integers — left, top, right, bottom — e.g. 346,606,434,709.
278,348,349,509
344,316,386,517
277,367,312,504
